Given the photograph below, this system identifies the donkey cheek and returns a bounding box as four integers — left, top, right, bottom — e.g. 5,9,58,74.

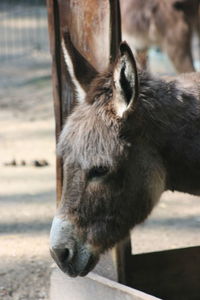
86,220,124,250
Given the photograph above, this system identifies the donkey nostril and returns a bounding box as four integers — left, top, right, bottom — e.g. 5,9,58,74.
57,248,70,262
51,248,71,265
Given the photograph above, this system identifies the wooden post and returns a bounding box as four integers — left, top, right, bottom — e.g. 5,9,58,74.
47,0,131,284
47,0,63,204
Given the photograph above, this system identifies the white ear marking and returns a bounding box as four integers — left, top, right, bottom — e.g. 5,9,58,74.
62,39,86,103
113,54,137,117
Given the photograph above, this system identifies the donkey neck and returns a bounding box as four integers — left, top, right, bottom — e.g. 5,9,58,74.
137,71,200,194
138,72,200,140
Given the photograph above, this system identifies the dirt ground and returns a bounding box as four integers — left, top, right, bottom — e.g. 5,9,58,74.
0,13,200,300
0,56,56,300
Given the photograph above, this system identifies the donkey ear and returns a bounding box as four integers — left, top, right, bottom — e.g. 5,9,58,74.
112,41,139,117
62,32,98,103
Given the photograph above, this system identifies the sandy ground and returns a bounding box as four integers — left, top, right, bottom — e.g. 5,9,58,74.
0,56,56,300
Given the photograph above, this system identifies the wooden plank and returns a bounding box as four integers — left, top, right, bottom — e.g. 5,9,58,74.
58,0,110,71
125,246,200,300
47,0,63,203
50,267,161,300
114,237,133,284
109,0,121,63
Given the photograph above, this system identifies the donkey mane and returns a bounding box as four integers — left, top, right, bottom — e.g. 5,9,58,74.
138,73,200,133
86,68,200,136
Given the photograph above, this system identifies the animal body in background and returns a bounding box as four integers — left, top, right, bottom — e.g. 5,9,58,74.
120,0,200,73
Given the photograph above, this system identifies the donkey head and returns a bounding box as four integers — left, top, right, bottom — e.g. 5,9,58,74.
50,33,165,277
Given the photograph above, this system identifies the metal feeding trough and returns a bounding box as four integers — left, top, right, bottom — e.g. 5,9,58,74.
47,1,200,299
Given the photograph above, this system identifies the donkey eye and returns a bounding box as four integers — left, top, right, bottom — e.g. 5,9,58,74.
88,166,109,179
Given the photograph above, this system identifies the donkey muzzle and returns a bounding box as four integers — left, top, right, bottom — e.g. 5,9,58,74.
50,216,99,277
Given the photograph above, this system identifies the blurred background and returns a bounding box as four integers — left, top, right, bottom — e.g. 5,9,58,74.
0,1,55,299
0,1,199,299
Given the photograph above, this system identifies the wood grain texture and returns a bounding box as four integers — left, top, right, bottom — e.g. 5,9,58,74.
47,0,63,203
59,0,110,71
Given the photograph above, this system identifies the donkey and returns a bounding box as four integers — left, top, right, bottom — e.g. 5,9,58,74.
120,0,200,72
50,33,200,277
